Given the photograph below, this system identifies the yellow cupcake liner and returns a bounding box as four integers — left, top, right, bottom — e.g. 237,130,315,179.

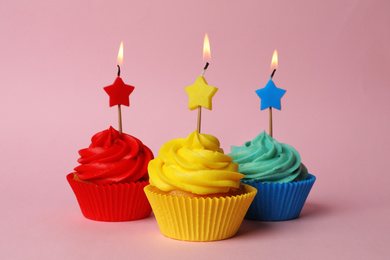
144,184,257,241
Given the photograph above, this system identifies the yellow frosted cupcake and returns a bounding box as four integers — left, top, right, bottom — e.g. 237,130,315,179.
144,131,257,241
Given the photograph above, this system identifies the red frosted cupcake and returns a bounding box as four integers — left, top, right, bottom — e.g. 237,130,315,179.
67,126,154,221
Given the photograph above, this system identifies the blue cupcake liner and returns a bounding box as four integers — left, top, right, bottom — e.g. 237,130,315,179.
242,174,316,221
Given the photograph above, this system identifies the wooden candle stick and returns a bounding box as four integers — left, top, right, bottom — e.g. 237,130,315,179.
116,65,123,134
196,62,209,133
118,104,123,134
269,107,273,137
197,106,202,133
268,68,276,137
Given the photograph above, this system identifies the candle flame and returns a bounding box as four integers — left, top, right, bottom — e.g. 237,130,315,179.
270,49,278,70
117,41,124,66
203,33,211,61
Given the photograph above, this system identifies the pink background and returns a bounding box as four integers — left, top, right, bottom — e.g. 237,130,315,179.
1,0,390,259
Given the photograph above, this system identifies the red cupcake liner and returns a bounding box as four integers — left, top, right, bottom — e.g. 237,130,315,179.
67,173,152,221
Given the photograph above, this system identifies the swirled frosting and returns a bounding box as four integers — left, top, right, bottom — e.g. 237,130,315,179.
74,126,154,185
148,131,244,195
228,132,308,183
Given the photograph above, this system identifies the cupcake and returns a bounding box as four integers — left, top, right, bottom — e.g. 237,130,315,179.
228,131,315,221
67,126,154,221
144,131,257,241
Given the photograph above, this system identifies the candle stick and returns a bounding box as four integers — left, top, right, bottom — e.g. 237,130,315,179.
104,42,134,135
255,50,285,137
268,68,276,137
269,107,273,137
185,34,217,133
197,106,202,133
197,62,209,133
117,65,123,134
117,105,123,134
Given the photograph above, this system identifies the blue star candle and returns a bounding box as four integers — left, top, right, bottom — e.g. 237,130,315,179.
255,50,286,137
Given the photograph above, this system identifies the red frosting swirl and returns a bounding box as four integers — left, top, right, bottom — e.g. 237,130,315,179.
74,126,154,185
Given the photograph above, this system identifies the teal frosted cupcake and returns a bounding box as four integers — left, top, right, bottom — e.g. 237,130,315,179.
228,131,315,221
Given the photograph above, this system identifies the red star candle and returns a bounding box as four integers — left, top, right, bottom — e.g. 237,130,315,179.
103,42,134,134
104,77,134,107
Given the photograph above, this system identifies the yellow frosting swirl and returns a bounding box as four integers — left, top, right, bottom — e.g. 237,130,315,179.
148,131,244,195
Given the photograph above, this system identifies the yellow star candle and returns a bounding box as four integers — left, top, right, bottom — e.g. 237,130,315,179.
185,76,218,110
184,33,218,133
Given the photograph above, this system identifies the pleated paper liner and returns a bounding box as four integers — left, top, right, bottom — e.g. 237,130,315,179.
243,174,316,221
144,184,257,242
67,173,152,221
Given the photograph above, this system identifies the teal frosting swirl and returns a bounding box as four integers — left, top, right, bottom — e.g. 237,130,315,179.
228,132,308,183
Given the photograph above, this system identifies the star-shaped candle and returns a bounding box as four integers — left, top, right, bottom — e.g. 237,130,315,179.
185,75,217,110
104,77,134,107
184,33,218,133
103,42,135,134
255,50,286,137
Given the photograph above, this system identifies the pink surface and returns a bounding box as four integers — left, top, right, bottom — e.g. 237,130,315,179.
1,0,389,259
